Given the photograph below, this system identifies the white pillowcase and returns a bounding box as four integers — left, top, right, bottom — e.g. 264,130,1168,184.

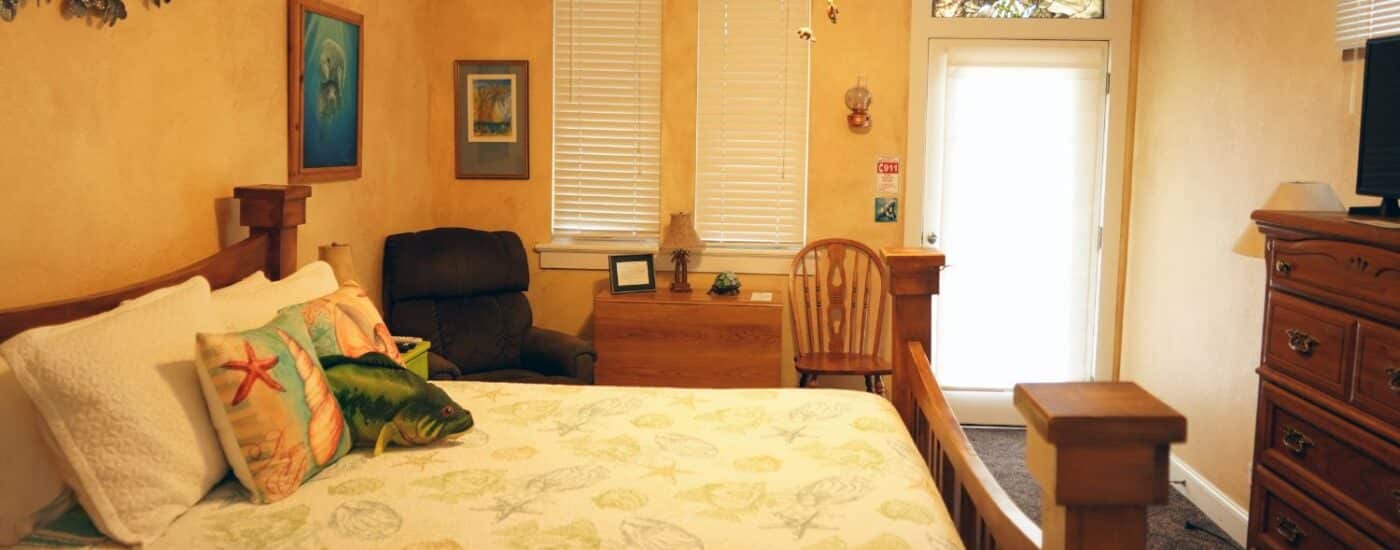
1,277,227,545
0,356,72,546
0,273,215,546
210,271,270,321
213,262,339,331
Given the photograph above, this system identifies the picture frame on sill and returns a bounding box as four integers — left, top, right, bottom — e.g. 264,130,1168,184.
288,0,364,183
454,60,530,179
608,254,656,294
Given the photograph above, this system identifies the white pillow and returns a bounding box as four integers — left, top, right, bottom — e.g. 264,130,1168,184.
214,262,338,331
0,275,210,545
1,277,227,545
210,271,270,327
0,356,72,546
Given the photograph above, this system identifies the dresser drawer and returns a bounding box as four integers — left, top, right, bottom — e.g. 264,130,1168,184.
1355,320,1400,426
1270,238,1400,322
1249,466,1383,550
1257,383,1400,542
1264,291,1356,399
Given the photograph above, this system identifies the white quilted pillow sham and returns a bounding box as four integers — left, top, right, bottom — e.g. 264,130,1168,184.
0,273,214,545
0,276,227,545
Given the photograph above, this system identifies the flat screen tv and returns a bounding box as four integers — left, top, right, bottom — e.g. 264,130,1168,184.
1354,35,1400,218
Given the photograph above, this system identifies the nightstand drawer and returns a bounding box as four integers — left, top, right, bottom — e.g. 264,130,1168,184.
1257,383,1400,541
1249,466,1383,550
1263,291,1356,399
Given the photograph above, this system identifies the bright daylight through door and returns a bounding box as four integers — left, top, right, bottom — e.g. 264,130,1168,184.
925,41,1108,392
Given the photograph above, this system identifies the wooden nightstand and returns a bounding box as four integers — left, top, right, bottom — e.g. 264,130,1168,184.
593,288,784,388
399,340,432,379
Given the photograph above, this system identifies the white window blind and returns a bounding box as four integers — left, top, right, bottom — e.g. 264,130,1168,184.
695,0,811,246
1337,0,1400,50
553,0,662,239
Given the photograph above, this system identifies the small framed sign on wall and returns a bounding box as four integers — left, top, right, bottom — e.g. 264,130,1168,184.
288,0,364,183
454,60,530,179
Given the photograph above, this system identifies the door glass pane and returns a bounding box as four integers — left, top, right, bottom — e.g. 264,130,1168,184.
934,0,1103,19
930,42,1107,390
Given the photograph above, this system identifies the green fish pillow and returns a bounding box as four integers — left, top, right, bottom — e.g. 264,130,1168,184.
323,361,473,456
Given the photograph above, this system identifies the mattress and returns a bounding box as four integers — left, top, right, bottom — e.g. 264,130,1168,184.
19,382,962,549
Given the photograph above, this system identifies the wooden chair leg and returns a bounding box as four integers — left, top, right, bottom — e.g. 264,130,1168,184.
874,375,885,396
864,375,875,393
798,373,809,387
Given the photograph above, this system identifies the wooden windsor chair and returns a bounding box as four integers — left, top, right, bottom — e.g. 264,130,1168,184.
788,239,890,394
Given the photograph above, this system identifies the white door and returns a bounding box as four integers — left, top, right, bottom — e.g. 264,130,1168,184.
922,40,1108,424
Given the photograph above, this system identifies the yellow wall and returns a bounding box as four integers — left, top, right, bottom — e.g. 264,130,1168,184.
428,0,911,384
1121,0,1362,506
0,1,435,310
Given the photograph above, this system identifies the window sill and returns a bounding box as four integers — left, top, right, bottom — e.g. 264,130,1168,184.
536,241,797,275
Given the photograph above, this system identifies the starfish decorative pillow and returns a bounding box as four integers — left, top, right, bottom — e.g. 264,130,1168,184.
281,282,403,367
194,310,351,504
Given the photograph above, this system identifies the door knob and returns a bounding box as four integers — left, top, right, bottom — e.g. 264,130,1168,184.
926,232,938,245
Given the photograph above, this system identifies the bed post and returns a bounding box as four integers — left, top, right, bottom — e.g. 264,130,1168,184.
880,247,945,429
1015,383,1186,550
234,185,311,280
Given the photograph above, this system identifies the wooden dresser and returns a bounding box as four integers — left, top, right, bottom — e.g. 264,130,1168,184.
1249,211,1399,549
593,287,783,388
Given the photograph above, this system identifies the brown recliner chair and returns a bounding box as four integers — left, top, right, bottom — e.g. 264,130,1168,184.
382,228,595,384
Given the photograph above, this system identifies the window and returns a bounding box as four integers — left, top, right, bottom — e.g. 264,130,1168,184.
552,0,662,240
934,0,1103,19
694,0,811,247
1337,0,1400,51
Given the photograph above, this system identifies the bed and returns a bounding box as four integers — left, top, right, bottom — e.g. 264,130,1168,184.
0,185,1186,550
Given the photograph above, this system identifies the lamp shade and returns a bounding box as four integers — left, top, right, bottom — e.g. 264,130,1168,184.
1233,182,1345,257
660,212,704,252
318,242,358,284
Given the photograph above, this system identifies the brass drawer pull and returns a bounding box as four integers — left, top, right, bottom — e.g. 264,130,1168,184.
1281,426,1314,456
1285,329,1319,355
1386,368,1400,392
1275,259,1292,275
1275,515,1306,545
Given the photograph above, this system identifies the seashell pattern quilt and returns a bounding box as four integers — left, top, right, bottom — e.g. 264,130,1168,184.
19,382,962,549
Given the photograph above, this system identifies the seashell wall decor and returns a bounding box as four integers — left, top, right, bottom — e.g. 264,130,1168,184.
1,0,173,27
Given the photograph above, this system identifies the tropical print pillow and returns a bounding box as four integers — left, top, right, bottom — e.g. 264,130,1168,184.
281,283,402,366
195,311,352,504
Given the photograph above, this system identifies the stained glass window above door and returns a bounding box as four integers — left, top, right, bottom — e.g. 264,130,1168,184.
934,0,1103,19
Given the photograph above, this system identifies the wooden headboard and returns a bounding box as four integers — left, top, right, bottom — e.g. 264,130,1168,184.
0,185,311,342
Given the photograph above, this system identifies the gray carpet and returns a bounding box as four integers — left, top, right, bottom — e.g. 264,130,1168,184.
965,427,1240,550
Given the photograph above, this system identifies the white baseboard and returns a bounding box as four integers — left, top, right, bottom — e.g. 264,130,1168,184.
1168,455,1248,546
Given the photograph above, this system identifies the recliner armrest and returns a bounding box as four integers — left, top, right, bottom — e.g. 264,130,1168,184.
522,327,596,383
427,351,462,381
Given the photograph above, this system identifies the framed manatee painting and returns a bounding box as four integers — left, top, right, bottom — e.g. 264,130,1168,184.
289,0,363,183
455,60,530,179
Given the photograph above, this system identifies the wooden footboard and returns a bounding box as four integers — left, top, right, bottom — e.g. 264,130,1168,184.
883,248,1186,550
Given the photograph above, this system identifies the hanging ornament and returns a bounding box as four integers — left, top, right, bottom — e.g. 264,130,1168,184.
826,0,839,24
796,26,815,43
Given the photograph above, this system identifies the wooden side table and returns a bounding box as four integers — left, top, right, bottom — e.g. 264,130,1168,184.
593,288,783,388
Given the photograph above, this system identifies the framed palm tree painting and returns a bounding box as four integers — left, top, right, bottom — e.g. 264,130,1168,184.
454,60,530,179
